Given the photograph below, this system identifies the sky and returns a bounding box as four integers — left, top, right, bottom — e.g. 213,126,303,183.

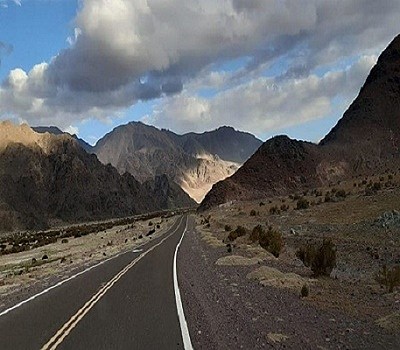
0,0,400,145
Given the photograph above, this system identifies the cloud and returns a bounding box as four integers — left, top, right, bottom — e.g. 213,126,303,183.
0,0,21,7
0,0,399,130
145,55,378,136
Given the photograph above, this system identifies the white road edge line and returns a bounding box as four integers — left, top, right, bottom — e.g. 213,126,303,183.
173,216,194,350
0,217,180,318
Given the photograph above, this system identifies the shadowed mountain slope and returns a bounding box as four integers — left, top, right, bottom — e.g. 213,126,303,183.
0,122,194,231
200,34,400,210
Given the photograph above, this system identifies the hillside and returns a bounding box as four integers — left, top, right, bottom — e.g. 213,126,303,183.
199,34,400,210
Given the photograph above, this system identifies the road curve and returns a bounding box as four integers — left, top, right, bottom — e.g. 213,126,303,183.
0,215,192,350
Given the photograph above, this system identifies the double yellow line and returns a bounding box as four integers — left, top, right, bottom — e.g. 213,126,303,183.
41,216,185,350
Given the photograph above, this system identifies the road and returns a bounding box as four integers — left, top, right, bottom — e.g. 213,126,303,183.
0,215,193,350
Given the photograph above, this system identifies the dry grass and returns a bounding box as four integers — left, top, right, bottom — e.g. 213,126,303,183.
376,312,400,333
215,255,263,266
247,266,310,291
267,333,289,343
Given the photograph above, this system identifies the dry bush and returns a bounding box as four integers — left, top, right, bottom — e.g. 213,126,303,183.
269,206,281,215
227,226,248,241
376,265,400,293
249,225,264,243
296,198,310,210
296,240,337,277
259,226,284,258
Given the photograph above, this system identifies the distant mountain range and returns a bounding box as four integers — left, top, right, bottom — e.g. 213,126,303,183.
0,122,194,231
34,122,262,203
199,34,400,210
92,123,262,202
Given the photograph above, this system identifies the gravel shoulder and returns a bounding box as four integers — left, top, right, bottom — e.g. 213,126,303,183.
178,216,400,349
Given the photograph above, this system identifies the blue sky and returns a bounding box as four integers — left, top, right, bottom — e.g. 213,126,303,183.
1,0,400,145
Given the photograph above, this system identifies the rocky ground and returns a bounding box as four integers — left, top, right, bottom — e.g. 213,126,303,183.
178,173,400,349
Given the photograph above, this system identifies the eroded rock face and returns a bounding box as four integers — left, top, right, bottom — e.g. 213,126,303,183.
200,34,400,210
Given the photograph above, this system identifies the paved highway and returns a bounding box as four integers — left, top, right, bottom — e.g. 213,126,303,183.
0,215,193,350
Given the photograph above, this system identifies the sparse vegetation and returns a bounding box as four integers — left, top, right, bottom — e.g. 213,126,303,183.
335,189,347,198
249,225,264,243
269,206,281,215
258,226,284,258
296,240,337,277
301,284,309,297
296,197,309,210
280,204,289,212
227,226,248,241
224,224,232,232
376,265,400,293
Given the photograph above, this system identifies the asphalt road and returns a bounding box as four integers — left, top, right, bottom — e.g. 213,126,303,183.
0,215,192,350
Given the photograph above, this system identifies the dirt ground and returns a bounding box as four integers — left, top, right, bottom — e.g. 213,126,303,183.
196,173,400,337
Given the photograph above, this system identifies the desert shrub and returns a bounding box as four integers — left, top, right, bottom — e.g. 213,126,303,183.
280,204,289,212
227,226,248,241
42,254,48,260
61,238,68,244
376,265,400,293
259,226,284,258
147,229,155,236
259,202,265,207
224,225,232,232
335,189,347,198
388,174,394,180
365,182,382,195
250,209,258,216
296,240,337,277
249,225,264,243
296,198,309,210
301,284,309,297
373,182,382,191
314,190,323,197
293,194,301,201
269,206,281,215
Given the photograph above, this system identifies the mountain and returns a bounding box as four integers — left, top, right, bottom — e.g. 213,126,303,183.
33,126,94,153
0,122,194,231
93,122,262,202
199,34,400,210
